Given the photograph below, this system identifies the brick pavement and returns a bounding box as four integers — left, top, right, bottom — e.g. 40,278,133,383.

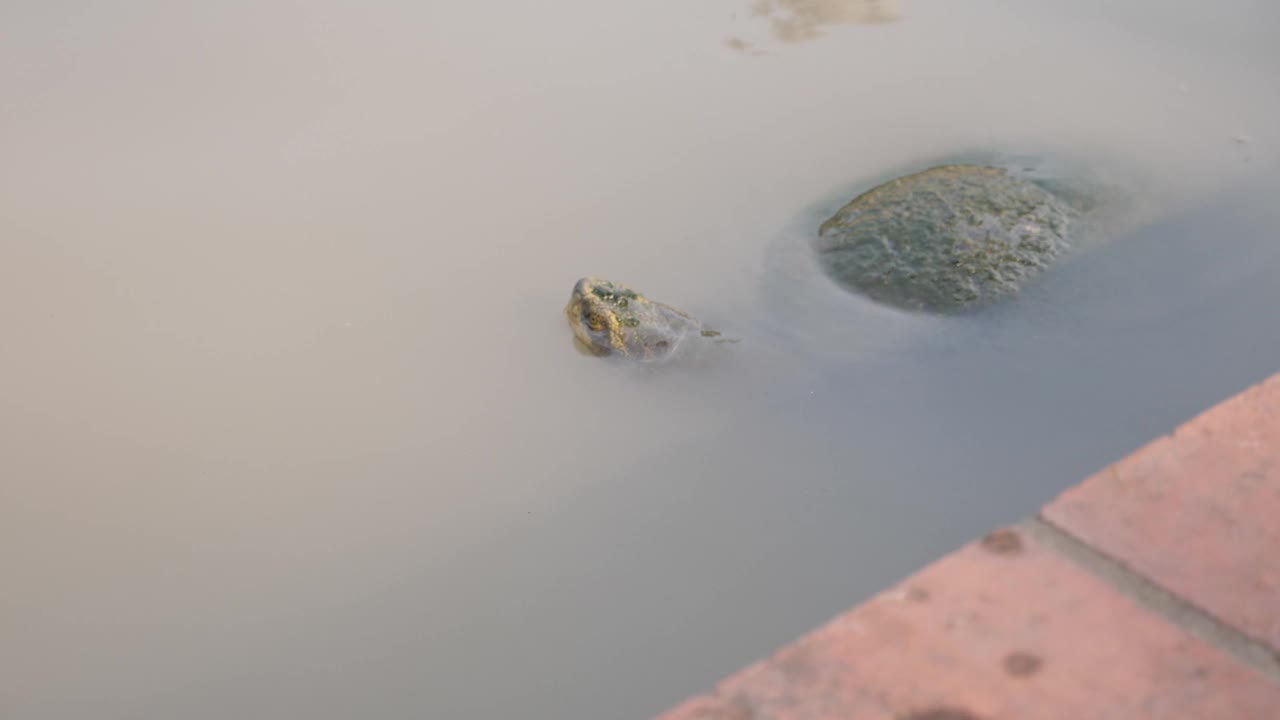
658,374,1280,719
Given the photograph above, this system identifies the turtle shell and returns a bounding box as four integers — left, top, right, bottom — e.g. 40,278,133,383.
815,164,1077,313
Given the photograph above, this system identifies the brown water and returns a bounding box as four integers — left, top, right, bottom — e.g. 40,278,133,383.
3,1,1279,718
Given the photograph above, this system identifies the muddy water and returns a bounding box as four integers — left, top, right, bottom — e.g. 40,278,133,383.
2,0,1279,718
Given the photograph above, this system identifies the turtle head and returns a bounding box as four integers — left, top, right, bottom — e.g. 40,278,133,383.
565,277,639,357
565,276,709,362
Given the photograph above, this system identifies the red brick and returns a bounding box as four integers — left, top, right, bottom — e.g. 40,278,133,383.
657,528,1280,720
1043,374,1280,652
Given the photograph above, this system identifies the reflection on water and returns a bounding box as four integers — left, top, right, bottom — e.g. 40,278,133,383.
727,0,899,52
2,0,1279,718
756,0,899,41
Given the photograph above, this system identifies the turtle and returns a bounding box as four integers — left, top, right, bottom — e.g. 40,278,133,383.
564,277,733,363
566,154,1131,362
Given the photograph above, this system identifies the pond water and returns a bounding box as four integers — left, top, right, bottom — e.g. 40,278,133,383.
3,0,1279,718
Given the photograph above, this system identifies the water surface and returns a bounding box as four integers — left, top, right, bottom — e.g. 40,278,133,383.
2,0,1279,718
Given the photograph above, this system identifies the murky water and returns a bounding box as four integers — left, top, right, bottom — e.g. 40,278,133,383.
3,1,1278,718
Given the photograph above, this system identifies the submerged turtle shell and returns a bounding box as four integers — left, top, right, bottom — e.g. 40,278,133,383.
815,164,1078,313
564,277,734,364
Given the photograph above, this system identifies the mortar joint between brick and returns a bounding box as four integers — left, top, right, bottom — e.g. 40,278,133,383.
1022,515,1280,683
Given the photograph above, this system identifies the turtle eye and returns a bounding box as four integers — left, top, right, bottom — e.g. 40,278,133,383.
586,312,607,332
